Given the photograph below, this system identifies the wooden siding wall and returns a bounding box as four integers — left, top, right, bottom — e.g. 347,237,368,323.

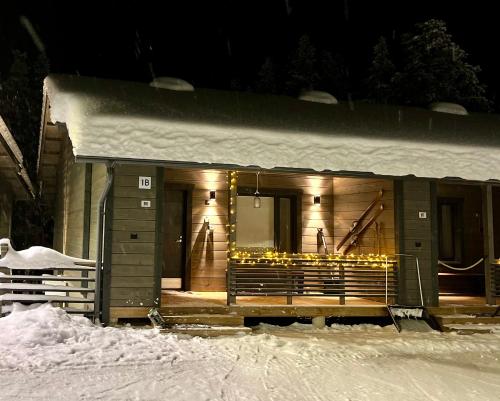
52,135,86,257
493,186,500,259
89,164,107,260
437,183,484,295
109,165,157,307
238,172,334,253
395,179,438,306
333,177,395,255
164,168,229,291
437,183,484,267
0,189,13,239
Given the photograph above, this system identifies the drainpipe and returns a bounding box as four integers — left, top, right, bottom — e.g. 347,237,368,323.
94,162,115,323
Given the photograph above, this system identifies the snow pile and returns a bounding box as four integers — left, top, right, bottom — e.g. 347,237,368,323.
0,303,199,372
0,239,90,270
44,74,500,182
389,307,424,318
2,303,500,400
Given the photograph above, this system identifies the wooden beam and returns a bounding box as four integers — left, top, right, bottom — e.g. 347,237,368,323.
482,184,496,305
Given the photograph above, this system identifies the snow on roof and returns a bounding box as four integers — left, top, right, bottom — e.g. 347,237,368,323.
149,76,194,91
44,74,500,181
298,90,338,105
430,102,468,116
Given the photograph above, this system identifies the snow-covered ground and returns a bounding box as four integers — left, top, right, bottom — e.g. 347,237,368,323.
1,304,500,401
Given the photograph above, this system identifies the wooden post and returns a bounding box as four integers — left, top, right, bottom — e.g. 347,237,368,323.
482,184,495,305
0,243,7,258
339,265,345,305
227,171,238,305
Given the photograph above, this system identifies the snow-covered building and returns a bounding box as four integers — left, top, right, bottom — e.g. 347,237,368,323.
36,74,500,324
0,115,35,242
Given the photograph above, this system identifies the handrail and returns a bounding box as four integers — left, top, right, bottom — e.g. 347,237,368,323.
394,253,423,307
438,258,484,271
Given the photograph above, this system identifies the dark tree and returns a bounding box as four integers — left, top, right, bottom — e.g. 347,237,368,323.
317,50,350,100
392,19,489,110
366,36,396,103
255,57,280,94
285,35,318,94
0,50,49,177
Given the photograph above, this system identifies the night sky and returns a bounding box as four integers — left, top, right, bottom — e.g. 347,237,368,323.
1,1,499,99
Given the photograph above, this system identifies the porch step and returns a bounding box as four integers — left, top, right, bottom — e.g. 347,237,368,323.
162,314,244,326
435,315,500,325
427,305,498,316
160,325,252,338
160,306,230,315
434,314,500,334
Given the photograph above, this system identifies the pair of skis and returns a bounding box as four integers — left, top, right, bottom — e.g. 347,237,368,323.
336,189,384,255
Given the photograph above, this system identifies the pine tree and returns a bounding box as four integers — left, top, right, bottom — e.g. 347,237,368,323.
255,57,279,94
318,50,350,100
366,36,396,103
285,35,318,94
393,19,489,110
0,50,49,176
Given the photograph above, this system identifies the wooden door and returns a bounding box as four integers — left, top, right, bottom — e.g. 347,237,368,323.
163,189,187,289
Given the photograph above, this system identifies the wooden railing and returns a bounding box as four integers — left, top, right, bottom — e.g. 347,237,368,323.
493,262,500,299
227,254,398,305
0,260,96,316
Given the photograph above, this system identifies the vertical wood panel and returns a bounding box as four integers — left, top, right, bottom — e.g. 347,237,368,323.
333,177,395,255
165,168,229,291
110,165,157,307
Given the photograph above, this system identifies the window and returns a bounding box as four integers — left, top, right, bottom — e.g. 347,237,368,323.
235,190,299,252
236,196,275,248
438,198,463,262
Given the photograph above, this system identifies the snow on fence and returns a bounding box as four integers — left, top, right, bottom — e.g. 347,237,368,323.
0,239,95,316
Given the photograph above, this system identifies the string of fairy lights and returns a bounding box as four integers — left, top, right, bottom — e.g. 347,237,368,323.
226,171,396,270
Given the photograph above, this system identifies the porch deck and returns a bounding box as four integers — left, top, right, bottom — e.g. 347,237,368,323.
160,291,497,318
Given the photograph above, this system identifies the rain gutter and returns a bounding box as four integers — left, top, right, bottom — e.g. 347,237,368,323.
94,161,115,323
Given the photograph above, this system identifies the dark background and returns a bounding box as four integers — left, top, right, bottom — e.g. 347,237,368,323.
1,1,498,95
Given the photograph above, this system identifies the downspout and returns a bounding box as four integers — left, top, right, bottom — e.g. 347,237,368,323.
94,161,115,323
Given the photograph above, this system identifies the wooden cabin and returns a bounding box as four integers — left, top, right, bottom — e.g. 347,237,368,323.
37,75,500,324
0,116,35,242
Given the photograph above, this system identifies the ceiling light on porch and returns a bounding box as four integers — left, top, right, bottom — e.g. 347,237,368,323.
254,171,261,208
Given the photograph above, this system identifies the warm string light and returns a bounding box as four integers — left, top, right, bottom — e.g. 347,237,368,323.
229,250,396,269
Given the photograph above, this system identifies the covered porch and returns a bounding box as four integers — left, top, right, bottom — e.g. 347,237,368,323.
155,166,500,312
159,167,400,309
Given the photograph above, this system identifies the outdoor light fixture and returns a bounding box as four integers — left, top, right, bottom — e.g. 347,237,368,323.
205,190,216,205
254,171,261,208
314,195,321,205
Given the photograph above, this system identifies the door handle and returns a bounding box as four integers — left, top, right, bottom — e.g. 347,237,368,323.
175,236,183,243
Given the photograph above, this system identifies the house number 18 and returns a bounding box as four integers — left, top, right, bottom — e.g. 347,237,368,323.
138,176,152,189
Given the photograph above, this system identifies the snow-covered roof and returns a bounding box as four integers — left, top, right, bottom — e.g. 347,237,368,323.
43,74,500,181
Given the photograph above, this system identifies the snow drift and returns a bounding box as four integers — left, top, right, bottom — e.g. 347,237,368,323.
2,304,500,400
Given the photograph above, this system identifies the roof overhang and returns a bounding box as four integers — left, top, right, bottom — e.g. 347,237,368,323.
0,116,35,200
41,74,500,183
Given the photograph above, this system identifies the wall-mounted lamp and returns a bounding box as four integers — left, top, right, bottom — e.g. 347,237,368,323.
314,195,321,205
205,190,216,205
254,172,261,208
